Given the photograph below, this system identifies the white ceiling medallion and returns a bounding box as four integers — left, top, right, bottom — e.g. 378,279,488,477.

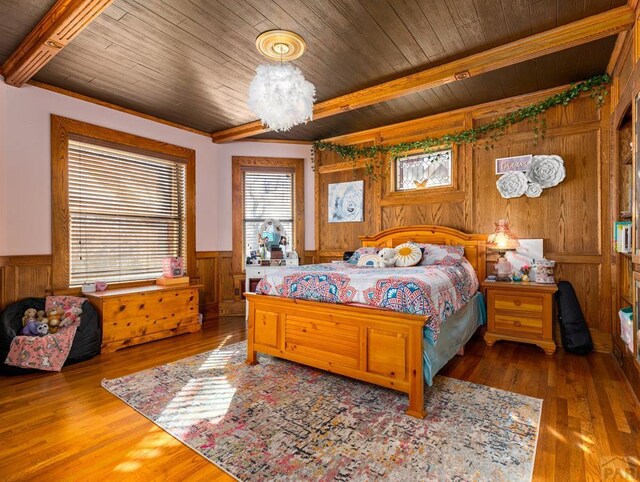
248,30,316,132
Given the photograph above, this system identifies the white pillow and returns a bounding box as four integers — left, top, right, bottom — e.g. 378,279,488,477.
394,242,422,267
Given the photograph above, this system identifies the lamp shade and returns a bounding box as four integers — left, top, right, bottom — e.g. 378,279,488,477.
486,219,520,251
247,63,316,132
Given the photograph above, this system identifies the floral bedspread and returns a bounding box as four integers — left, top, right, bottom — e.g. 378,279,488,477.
255,261,479,341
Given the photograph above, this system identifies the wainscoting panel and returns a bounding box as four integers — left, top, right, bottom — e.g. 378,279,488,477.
0,253,242,321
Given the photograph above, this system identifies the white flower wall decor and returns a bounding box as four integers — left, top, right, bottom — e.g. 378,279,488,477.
496,155,566,199
496,171,528,198
526,155,566,188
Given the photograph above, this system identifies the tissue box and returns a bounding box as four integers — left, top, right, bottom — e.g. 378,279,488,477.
162,257,184,278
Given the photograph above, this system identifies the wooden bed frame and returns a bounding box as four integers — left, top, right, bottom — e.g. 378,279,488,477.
245,225,487,418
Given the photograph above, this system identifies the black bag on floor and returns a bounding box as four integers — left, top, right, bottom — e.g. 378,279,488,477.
555,281,593,354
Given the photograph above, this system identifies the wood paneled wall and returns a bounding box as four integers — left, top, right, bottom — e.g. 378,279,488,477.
609,11,640,396
0,256,53,308
315,88,612,352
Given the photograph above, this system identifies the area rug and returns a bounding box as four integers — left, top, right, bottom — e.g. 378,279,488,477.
102,342,542,481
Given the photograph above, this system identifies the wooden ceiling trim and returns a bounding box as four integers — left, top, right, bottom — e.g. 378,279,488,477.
28,80,211,137
320,82,578,145
1,0,113,87
607,31,630,74
211,6,634,143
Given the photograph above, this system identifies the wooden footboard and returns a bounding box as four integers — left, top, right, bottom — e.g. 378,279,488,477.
245,293,427,418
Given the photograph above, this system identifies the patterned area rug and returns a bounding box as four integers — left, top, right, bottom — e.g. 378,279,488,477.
102,342,542,481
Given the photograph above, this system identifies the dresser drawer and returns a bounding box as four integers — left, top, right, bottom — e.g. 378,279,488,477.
494,313,543,336
246,267,265,278
494,293,543,314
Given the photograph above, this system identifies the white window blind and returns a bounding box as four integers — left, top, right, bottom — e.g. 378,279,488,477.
243,170,294,251
68,138,187,286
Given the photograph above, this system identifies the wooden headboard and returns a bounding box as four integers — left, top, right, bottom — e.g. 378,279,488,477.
360,225,488,281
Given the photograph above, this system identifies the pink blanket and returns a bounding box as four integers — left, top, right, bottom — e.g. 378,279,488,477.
4,296,86,372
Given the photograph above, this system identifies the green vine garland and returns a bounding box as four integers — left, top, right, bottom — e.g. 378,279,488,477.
312,73,610,178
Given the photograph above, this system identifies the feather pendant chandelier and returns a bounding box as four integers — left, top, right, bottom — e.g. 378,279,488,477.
248,30,316,132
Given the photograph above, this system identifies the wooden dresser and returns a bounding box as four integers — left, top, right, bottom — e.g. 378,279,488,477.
86,284,202,353
482,280,558,355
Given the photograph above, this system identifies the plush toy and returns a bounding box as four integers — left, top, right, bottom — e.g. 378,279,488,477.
36,310,46,322
21,321,49,336
47,309,61,334
60,306,82,328
21,308,37,327
48,318,60,334
36,323,49,336
378,248,399,267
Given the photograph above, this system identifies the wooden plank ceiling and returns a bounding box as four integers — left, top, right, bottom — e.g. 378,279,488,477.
0,0,627,141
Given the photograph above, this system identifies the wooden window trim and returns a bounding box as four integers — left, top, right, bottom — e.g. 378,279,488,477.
232,156,305,274
381,145,463,206
51,115,196,290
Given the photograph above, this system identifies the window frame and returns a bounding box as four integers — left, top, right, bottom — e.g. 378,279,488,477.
382,145,462,205
394,148,454,192
51,115,196,290
232,156,304,273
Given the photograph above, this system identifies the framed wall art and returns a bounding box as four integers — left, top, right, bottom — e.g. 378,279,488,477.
328,180,364,223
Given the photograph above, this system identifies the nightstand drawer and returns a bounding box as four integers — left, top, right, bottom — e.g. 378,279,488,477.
494,314,543,336
494,294,543,313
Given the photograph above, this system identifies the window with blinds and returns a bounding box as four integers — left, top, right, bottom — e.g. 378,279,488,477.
68,138,187,286
243,170,294,252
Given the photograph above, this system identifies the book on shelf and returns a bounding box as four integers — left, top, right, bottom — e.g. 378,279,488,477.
614,221,632,253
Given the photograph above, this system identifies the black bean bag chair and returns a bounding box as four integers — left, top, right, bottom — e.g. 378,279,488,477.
0,297,101,375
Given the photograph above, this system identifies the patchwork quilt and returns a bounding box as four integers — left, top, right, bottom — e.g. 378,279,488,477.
255,260,479,341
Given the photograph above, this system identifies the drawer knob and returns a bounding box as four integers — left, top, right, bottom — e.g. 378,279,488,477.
514,320,521,327
514,300,522,306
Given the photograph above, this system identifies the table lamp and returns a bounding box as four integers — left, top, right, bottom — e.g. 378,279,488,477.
486,219,520,281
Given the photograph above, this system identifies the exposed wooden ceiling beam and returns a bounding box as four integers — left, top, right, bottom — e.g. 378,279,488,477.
1,0,113,87
211,5,635,143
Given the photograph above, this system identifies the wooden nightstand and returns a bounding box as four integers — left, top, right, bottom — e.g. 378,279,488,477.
481,280,558,355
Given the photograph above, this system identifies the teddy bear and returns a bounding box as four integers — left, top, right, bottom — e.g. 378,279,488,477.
36,310,46,322
60,306,82,328
378,248,399,267
47,309,62,334
21,308,37,327
357,250,397,268
21,320,49,336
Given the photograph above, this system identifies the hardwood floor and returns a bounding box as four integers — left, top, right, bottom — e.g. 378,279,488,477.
1,318,639,481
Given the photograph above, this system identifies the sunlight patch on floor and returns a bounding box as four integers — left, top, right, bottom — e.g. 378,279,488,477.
547,427,567,443
114,428,183,473
155,376,236,432
198,346,236,371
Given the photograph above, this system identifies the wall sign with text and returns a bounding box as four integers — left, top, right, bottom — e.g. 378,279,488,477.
495,154,532,174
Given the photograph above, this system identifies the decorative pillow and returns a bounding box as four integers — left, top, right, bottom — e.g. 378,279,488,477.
347,247,381,264
357,253,383,267
419,244,465,266
394,242,422,267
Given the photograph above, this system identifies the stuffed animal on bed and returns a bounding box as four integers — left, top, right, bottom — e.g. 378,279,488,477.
357,248,398,268
378,248,398,267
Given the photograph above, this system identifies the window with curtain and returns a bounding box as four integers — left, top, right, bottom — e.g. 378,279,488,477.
68,138,187,286
243,170,294,253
